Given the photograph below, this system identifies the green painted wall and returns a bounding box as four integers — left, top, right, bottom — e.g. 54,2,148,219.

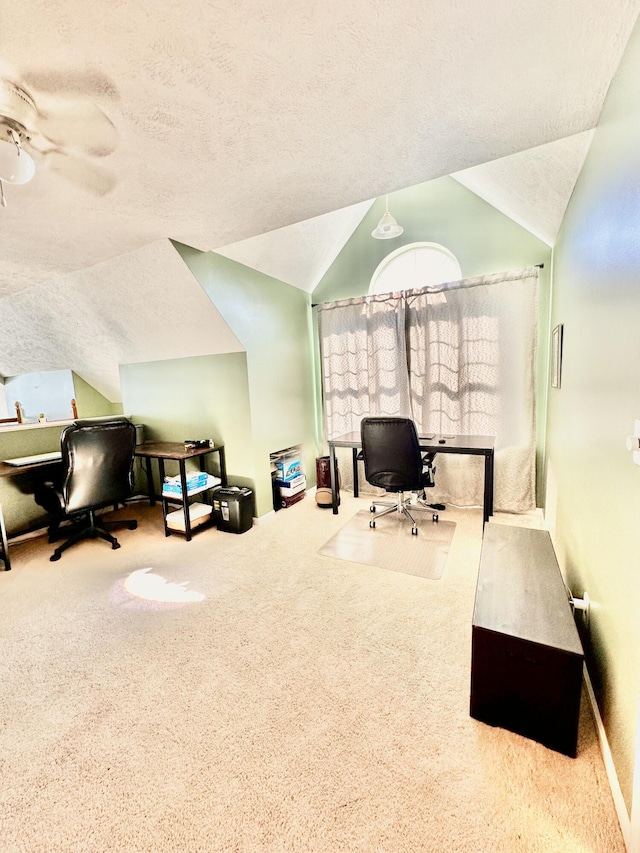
0,424,70,535
174,243,320,517
313,177,552,503
120,353,254,504
546,18,640,814
72,372,122,417
313,176,550,303
1,247,318,533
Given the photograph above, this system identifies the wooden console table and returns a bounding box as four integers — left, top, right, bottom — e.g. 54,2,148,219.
0,452,64,571
134,441,227,540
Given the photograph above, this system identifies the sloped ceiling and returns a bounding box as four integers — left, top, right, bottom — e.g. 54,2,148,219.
452,131,596,247
212,133,596,287
1,0,639,299
0,241,243,401
1,1,639,392
215,200,374,292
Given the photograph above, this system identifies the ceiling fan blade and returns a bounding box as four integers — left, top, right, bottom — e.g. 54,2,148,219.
35,100,118,157
21,69,119,102
45,150,116,196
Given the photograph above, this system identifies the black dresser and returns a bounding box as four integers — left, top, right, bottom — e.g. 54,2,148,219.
470,524,584,757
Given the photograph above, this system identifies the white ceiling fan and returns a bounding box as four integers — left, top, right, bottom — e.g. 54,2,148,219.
0,70,119,206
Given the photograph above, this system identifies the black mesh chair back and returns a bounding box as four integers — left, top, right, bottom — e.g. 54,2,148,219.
360,416,442,533
360,417,425,492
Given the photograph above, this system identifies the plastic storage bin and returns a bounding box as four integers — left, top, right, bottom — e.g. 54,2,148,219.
211,486,253,534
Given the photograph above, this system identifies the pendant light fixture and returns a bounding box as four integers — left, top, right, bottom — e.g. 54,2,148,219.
371,194,404,239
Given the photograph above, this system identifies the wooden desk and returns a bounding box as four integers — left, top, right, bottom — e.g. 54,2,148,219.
134,442,227,540
0,453,64,571
327,432,495,524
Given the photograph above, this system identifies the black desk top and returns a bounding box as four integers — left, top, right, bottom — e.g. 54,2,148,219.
329,432,495,454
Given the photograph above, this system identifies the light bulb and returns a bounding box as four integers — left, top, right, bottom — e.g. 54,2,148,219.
0,138,35,184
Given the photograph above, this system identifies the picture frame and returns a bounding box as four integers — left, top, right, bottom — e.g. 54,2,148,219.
551,323,564,389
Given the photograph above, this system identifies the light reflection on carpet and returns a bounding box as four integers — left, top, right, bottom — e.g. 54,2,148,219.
110,567,206,610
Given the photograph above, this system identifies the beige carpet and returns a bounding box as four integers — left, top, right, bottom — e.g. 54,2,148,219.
0,495,626,852
319,509,456,579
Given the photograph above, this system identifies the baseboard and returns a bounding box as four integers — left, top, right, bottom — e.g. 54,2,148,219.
7,526,47,545
252,509,275,525
583,664,631,850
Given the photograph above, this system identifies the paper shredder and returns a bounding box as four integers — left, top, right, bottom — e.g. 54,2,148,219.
211,486,253,534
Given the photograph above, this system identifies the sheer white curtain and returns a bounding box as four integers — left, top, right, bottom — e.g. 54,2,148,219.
317,267,539,512
317,293,411,439
406,268,539,511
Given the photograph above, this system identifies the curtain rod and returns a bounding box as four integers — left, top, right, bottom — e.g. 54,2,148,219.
312,263,544,307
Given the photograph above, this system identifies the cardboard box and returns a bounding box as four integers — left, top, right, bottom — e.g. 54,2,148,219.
274,454,302,481
162,473,220,497
166,501,212,532
276,474,306,496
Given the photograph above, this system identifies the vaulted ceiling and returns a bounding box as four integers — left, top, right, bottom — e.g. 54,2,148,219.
1,0,639,389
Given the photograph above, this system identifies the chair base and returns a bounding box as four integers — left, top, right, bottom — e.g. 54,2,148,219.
49,509,137,561
369,491,441,535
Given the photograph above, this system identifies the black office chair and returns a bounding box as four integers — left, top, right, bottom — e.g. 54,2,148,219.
360,416,442,535
34,417,138,561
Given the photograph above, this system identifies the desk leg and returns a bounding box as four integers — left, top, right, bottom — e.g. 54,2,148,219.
483,451,494,526
0,503,10,571
158,460,169,537
218,447,228,486
329,444,339,515
145,457,156,506
179,460,192,541
352,448,359,498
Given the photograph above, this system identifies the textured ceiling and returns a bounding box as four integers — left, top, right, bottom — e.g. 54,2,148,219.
0,1,639,400
215,200,374,292
452,131,597,247
1,0,639,299
212,132,596,288
0,241,243,401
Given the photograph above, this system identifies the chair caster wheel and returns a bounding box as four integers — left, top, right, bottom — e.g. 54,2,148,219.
128,521,138,530
50,552,61,562
411,527,418,535
112,541,121,550
433,513,439,522
370,506,376,513
369,520,376,528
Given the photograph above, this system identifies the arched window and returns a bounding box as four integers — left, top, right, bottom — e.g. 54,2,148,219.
369,242,462,295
